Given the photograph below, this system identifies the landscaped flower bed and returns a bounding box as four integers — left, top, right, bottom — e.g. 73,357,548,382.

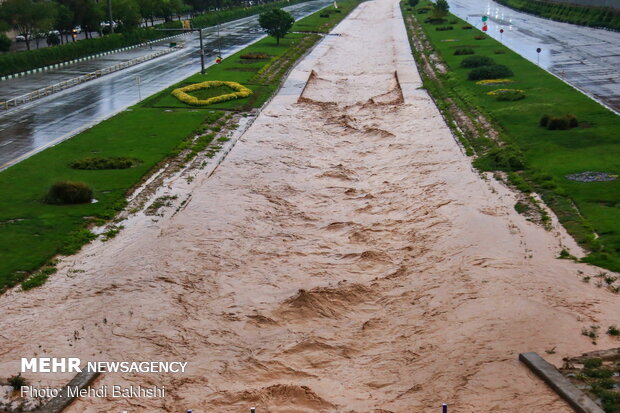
487,88,525,101
475,78,514,86
172,81,253,106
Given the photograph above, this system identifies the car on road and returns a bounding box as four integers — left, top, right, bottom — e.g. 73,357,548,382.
15,35,26,42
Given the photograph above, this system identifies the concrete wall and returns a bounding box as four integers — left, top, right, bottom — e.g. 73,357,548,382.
536,0,620,10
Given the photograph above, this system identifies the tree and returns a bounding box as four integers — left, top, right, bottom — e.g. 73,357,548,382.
0,33,11,52
108,0,141,30
433,0,449,19
408,0,418,7
55,3,75,44
0,0,37,50
258,8,294,45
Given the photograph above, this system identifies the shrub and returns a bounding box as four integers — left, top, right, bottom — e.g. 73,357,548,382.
408,0,419,7
547,117,570,130
460,55,495,68
0,33,11,53
494,49,506,54
462,25,473,29
424,17,446,24
566,114,578,128
8,374,27,389
607,325,620,336
468,64,514,80
45,181,93,205
474,34,486,40
454,48,474,55
69,156,141,170
488,88,525,101
540,114,550,127
320,13,330,18
435,26,454,31
240,52,269,59
583,358,603,369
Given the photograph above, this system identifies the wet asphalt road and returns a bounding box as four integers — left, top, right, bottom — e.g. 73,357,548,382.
0,0,332,169
447,0,620,114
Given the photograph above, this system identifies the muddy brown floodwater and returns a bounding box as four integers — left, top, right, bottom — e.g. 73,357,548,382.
1,0,619,412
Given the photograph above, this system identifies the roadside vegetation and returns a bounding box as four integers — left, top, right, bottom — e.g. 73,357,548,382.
494,0,620,32
0,0,361,293
0,0,308,77
401,1,620,272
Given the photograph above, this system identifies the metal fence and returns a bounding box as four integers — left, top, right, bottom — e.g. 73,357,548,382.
1,45,183,111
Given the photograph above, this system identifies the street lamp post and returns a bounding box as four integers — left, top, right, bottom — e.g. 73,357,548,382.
107,0,114,34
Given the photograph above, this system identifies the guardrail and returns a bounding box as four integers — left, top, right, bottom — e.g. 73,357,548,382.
1,44,183,111
0,32,191,82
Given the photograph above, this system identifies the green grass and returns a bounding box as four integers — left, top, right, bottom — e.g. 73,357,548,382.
0,109,222,291
145,0,361,111
0,0,362,292
403,1,620,272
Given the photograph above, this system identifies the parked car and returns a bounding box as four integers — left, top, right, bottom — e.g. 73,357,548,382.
15,35,26,41
72,25,82,34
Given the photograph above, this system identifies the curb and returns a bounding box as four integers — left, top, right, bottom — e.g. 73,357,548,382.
1,45,183,111
0,32,190,82
519,352,604,413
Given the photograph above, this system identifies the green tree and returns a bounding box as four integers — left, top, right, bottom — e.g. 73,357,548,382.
55,3,75,44
0,33,11,52
258,8,294,45
408,0,419,7
108,0,141,30
433,0,449,19
0,0,37,50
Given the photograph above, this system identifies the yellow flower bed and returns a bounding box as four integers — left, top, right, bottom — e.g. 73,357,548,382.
487,88,525,96
476,78,514,86
171,81,252,106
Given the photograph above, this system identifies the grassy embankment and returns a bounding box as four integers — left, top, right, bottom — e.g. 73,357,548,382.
0,0,360,292
401,1,620,272
494,0,620,31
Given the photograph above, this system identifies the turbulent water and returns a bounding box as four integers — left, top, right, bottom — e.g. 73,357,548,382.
1,0,618,412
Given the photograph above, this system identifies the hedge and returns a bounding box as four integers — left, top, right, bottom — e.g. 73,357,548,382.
0,0,312,77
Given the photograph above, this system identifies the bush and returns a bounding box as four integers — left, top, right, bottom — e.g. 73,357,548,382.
547,117,570,130
454,48,474,55
566,114,578,128
489,89,526,101
468,64,514,80
462,25,473,29
8,374,27,389
435,26,454,31
69,156,140,170
474,34,486,40
408,0,419,6
240,52,269,59
0,33,11,53
45,181,93,205
494,49,506,54
460,55,495,68
320,13,330,18
541,114,578,130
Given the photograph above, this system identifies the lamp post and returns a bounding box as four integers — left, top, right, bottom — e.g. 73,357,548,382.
107,0,114,34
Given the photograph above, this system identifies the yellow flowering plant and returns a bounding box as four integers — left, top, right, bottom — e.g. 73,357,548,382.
172,81,253,106
475,78,514,85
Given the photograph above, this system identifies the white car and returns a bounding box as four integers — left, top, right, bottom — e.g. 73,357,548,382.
15,35,26,41
73,25,82,34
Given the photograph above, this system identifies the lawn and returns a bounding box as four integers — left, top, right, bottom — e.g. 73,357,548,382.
0,0,362,292
402,2,620,271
